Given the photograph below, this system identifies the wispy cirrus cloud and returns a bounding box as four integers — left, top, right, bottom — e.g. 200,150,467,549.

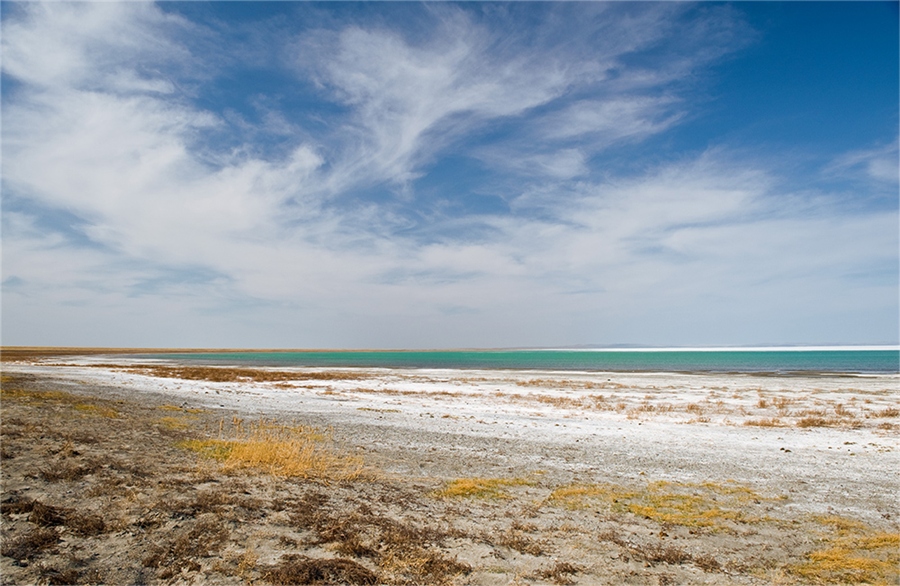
1,2,896,348
829,138,899,186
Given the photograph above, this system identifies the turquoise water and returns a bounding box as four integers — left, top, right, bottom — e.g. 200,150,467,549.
151,349,899,374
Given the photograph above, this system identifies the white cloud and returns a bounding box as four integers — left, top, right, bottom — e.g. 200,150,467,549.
1,2,189,92
830,139,899,185
296,15,578,191
543,97,683,143
1,2,895,348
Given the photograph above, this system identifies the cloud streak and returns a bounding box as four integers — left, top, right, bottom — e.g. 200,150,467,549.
2,2,896,348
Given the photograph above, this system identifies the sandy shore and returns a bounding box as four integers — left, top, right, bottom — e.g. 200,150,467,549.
1,358,898,585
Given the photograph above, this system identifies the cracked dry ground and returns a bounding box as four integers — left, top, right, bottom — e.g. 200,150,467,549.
1,372,898,586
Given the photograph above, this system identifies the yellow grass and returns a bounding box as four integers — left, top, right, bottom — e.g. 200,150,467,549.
790,517,900,584
73,403,119,418
158,404,205,414
548,483,636,509
434,477,532,499
549,480,770,530
157,415,197,430
0,386,72,402
1,385,118,417
179,419,363,480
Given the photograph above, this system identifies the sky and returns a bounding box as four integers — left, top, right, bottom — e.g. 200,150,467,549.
1,1,898,349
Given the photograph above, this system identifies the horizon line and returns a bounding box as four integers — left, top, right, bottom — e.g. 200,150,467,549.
2,344,898,355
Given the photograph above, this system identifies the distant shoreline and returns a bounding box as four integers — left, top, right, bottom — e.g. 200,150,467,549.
2,344,897,358
3,346,897,375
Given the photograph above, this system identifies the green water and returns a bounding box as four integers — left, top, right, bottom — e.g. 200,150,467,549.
151,348,898,374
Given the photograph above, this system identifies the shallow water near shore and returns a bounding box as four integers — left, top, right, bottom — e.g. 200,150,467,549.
150,347,899,374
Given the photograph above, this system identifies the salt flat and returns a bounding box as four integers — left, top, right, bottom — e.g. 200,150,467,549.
2,359,898,584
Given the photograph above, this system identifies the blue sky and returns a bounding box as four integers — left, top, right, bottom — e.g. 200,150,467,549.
1,1,897,349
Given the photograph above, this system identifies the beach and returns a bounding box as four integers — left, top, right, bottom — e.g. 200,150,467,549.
1,355,898,585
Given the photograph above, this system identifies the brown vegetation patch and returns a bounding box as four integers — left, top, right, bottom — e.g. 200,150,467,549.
796,416,850,428
39,565,83,586
28,502,68,527
1,527,59,560
534,561,582,585
599,531,694,566
497,527,545,556
142,516,229,578
743,417,783,427
39,461,100,482
2,497,107,537
289,504,469,585
1,494,36,516
128,365,365,383
263,554,378,585
693,553,722,572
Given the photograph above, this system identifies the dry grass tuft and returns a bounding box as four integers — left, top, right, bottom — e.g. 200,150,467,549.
179,419,363,480
39,565,83,586
789,517,900,584
433,476,531,500
1,527,59,560
1,384,121,421
0,386,72,403
535,561,582,585
73,403,119,418
743,417,783,427
599,530,693,566
264,554,378,585
549,483,635,509
633,541,692,565
796,416,842,428
693,553,721,572
289,503,469,585
65,512,107,537
497,527,544,556
28,501,68,527
550,480,768,531
1,494,36,515
157,415,198,430
5,498,108,537
38,461,100,483
142,516,229,578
